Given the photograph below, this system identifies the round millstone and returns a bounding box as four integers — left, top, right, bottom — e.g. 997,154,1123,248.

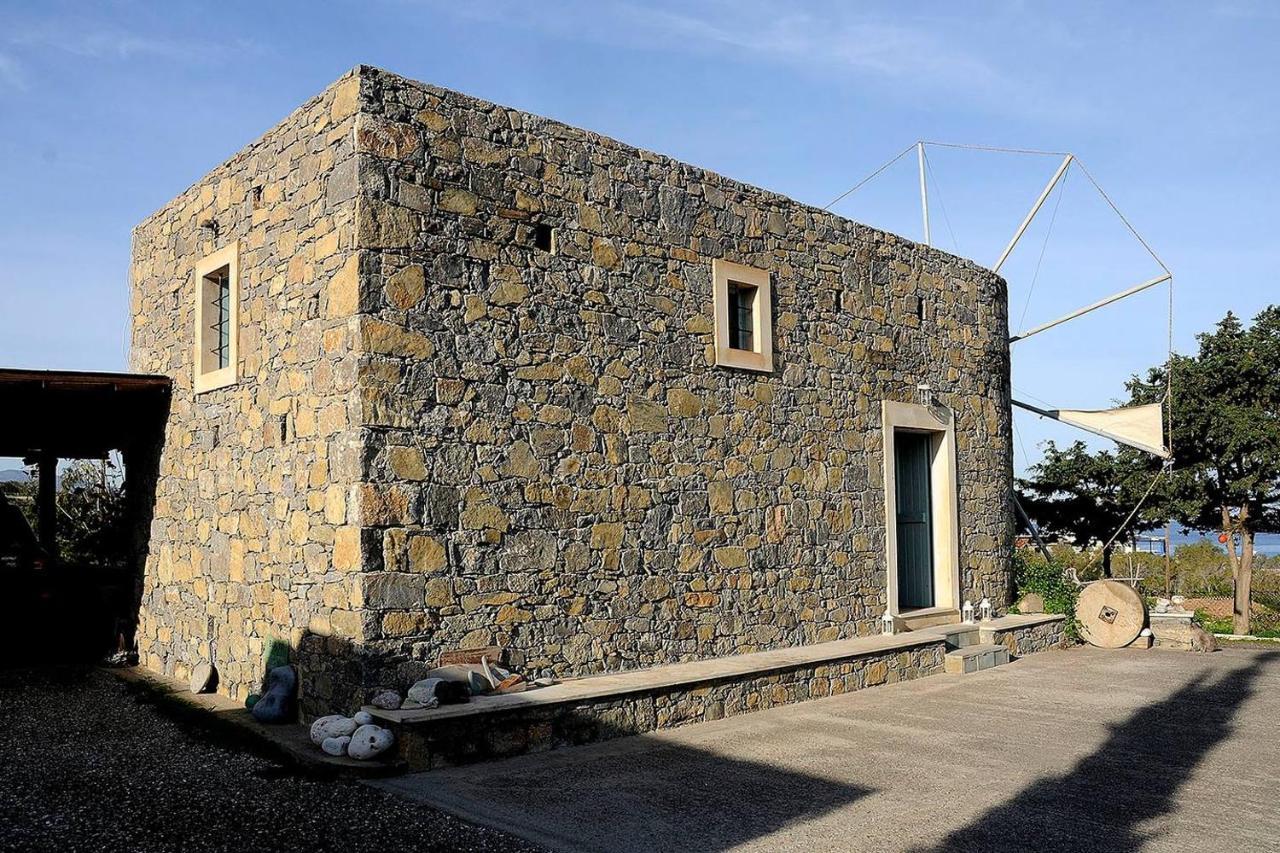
1076,580,1145,648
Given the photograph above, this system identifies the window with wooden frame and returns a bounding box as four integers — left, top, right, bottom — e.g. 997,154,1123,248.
712,259,773,372
193,242,240,394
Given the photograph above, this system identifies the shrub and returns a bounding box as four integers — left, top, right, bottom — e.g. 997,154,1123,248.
1012,549,1081,641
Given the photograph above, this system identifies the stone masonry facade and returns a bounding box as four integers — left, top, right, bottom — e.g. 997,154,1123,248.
131,66,1013,712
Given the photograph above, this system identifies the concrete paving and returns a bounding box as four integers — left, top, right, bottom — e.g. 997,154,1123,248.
375,646,1280,853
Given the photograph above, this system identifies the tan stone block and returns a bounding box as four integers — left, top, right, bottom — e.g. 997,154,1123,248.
289,510,310,544
590,521,625,549
667,388,704,417
387,445,427,480
591,237,621,268
359,318,434,358
329,76,360,122
684,592,717,608
424,577,454,607
355,484,415,526
713,546,748,569
415,109,449,131
357,117,420,160
504,441,542,478
866,661,889,686
708,481,734,514
327,253,361,317
463,294,487,323
382,610,430,637
489,265,528,306
439,188,478,215
436,378,467,404
407,534,447,573
385,265,426,310
359,201,416,248
460,502,510,532
329,609,363,640
627,396,668,434
495,604,533,624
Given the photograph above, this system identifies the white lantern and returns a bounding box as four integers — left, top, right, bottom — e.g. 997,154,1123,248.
962,600,975,624
882,610,895,636
980,598,993,622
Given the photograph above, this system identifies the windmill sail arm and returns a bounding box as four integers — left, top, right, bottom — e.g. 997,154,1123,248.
993,153,1073,274
1010,272,1172,343
1013,399,1170,458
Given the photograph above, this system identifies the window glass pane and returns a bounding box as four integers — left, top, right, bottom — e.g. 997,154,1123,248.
727,282,755,351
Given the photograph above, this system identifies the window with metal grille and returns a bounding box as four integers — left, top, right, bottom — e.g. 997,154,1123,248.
712,259,772,373
194,242,238,393
208,267,231,370
727,282,756,351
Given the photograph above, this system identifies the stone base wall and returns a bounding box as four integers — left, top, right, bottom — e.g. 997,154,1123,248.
1149,613,1196,650
984,617,1066,657
394,643,947,770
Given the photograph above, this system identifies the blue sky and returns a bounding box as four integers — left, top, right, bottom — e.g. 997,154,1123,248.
1,0,1277,474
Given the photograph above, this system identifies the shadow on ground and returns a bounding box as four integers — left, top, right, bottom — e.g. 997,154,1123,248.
380,736,872,853
912,650,1280,853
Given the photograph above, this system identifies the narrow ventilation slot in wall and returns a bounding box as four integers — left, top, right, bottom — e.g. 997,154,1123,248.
533,223,555,253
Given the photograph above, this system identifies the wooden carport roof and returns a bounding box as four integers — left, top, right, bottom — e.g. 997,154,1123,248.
0,368,171,459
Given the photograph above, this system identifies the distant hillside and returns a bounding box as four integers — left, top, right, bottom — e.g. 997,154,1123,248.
0,469,30,483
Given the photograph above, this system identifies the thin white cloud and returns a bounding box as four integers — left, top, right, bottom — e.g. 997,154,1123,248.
415,0,1086,121
7,22,264,65
0,51,25,91
612,2,1002,85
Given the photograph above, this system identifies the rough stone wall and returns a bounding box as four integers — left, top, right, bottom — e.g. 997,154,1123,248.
130,70,369,702
346,67,1014,684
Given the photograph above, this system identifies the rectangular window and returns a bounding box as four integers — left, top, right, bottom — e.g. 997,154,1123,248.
712,259,773,372
727,282,756,351
193,242,240,393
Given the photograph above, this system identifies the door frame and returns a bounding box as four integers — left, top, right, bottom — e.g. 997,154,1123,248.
882,399,961,621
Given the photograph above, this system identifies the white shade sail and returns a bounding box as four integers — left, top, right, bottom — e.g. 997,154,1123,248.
1013,400,1169,458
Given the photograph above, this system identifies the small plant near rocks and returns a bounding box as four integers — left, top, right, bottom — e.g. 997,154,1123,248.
1013,550,1081,641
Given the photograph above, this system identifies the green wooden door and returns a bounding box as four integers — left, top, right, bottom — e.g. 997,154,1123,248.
895,431,935,609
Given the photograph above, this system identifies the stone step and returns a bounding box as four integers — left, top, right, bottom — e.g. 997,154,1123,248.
931,624,982,650
944,643,1011,675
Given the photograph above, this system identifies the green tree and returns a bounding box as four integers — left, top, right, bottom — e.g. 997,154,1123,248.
55,459,130,567
1131,307,1280,634
1017,441,1157,577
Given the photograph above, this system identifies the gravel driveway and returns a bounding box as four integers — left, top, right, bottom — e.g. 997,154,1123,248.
0,667,539,853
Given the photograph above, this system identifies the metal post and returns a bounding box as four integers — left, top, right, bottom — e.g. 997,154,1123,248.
37,450,57,559
1164,519,1173,598
917,142,930,246
1013,492,1053,563
993,153,1073,274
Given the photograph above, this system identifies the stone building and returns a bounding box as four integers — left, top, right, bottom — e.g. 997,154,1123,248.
130,65,1014,713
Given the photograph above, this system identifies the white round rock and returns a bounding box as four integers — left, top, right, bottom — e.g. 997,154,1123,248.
321,735,351,757
310,715,358,745
347,724,395,760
